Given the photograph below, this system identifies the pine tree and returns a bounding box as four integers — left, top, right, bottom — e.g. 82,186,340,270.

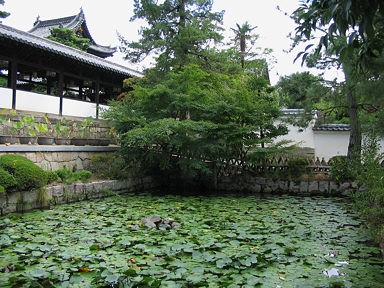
119,0,224,74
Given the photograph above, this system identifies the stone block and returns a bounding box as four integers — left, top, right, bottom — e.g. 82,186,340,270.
7,191,22,206
278,180,288,191
308,181,318,193
250,184,262,193
22,190,38,203
62,152,72,162
329,182,340,193
84,183,95,194
40,160,52,171
51,185,64,197
75,158,84,171
35,152,44,164
254,177,266,185
43,153,54,162
25,152,37,163
318,181,329,193
299,181,309,194
289,181,300,194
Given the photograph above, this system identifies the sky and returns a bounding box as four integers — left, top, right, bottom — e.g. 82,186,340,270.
1,0,343,85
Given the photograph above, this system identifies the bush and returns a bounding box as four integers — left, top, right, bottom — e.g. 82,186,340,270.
46,171,59,184
0,185,5,195
55,166,92,184
90,152,128,180
0,168,17,190
0,154,47,192
75,170,92,183
329,156,355,182
56,167,72,183
286,158,308,179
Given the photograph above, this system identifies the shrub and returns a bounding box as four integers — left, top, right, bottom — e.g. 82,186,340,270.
46,171,59,184
0,154,47,191
0,167,17,190
286,158,308,179
75,170,92,183
90,152,128,180
329,156,354,182
55,166,92,184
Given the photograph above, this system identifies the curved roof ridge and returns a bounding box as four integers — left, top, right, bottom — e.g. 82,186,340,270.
0,23,142,78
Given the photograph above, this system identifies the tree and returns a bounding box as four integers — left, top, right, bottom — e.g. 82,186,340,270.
0,0,10,22
231,22,257,70
291,2,384,163
294,0,384,68
104,65,288,187
119,0,224,75
46,27,90,51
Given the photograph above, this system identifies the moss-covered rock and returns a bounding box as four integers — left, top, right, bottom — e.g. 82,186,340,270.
0,154,47,192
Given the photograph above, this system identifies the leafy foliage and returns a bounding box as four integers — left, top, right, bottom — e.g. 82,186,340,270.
105,65,289,184
0,155,47,193
0,0,9,21
55,167,92,184
90,153,129,180
329,156,355,183
119,0,224,74
294,0,384,67
0,168,16,190
0,193,382,287
285,158,308,179
46,27,90,51
353,137,384,235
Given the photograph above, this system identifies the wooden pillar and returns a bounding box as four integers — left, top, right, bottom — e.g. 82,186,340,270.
58,72,64,116
95,79,100,119
10,60,17,110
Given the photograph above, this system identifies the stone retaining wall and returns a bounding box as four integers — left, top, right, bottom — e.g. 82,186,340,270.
218,176,359,196
0,177,156,215
0,146,119,171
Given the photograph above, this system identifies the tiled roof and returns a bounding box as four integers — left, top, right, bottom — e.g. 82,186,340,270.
28,9,116,58
313,124,350,131
0,23,143,78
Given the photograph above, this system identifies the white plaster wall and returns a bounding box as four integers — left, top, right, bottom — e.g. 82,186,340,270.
0,87,13,109
16,90,60,114
62,98,97,118
274,119,315,148
313,131,350,161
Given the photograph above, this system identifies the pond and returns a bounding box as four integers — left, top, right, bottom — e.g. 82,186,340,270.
0,192,383,287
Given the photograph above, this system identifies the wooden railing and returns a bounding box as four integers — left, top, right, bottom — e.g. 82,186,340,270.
215,156,331,177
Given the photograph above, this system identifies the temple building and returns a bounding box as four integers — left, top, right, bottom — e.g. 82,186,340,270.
29,8,116,58
0,9,141,119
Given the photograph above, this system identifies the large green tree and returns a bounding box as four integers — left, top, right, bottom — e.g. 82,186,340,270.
105,65,288,186
292,2,384,162
119,0,224,75
0,0,10,22
295,0,384,68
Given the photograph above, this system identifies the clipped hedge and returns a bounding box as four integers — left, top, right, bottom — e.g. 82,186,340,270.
0,154,47,192
0,168,17,190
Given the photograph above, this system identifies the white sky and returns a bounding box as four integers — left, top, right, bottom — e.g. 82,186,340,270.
2,0,343,85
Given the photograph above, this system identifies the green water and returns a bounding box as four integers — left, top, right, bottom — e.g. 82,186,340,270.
0,192,383,287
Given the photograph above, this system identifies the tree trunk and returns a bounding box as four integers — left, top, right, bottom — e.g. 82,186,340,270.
344,67,361,163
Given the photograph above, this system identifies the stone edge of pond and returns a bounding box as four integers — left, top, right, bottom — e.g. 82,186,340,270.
0,177,157,216
217,176,362,197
